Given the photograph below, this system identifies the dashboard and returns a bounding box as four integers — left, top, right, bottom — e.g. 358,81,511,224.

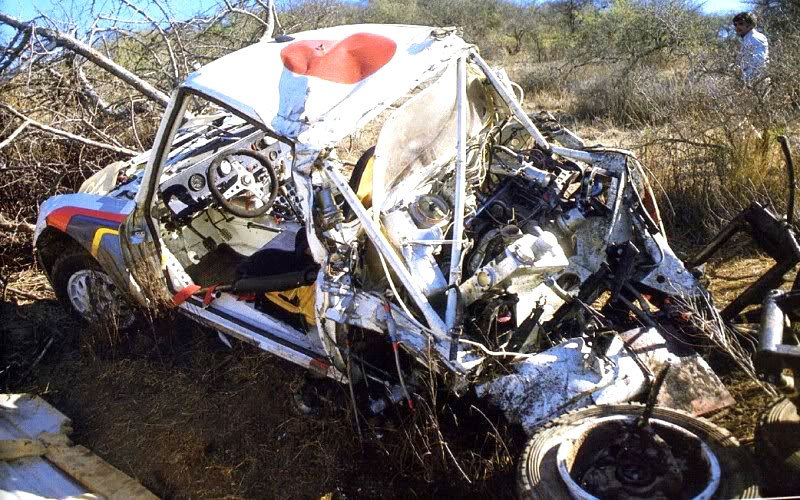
158,128,283,221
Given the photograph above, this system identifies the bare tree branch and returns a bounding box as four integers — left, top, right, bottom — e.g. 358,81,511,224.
129,95,146,151
0,11,170,108
5,286,44,300
0,29,31,74
272,2,283,34
118,0,180,84
72,57,130,119
1,102,141,156
149,0,192,76
0,212,35,234
257,0,278,41
221,0,268,28
0,120,32,150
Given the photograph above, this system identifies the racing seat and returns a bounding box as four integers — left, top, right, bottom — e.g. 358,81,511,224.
230,147,378,325
234,228,318,325
237,227,314,278
343,146,376,219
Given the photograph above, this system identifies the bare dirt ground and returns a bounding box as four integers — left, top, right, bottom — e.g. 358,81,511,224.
2,270,519,498
0,254,785,499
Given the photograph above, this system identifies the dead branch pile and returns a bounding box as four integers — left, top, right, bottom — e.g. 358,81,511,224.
0,1,281,271
1,267,54,303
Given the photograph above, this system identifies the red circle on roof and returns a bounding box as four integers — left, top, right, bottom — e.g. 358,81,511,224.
280,33,397,84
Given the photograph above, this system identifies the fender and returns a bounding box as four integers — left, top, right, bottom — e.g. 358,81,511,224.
35,193,136,294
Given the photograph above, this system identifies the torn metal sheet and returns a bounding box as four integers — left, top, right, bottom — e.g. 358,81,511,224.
476,336,647,434
476,327,734,434
619,327,735,415
183,24,470,150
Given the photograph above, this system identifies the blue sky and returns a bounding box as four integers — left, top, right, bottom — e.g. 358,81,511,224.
0,0,219,27
1,0,751,23
0,0,750,43
699,0,749,14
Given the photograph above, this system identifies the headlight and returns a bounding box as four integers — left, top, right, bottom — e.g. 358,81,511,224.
188,173,206,191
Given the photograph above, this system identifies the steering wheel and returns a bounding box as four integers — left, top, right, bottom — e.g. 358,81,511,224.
207,149,278,218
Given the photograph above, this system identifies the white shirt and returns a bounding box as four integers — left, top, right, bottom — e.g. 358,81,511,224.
739,29,769,81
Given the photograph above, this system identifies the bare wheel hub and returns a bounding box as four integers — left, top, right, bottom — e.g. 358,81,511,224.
556,415,721,499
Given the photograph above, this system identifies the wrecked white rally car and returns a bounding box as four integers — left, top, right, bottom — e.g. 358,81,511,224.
34,24,751,496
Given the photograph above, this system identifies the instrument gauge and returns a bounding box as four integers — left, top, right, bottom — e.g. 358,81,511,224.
188,173,206,191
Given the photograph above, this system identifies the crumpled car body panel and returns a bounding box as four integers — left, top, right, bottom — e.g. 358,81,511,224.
34,24,733,432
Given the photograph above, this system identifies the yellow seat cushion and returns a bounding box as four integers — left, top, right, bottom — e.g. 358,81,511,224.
265,284,317,325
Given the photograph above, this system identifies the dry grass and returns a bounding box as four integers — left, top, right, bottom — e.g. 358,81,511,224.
0,252,790,498
700,257,790,445
2,267,54,302
704,255,785,305
1,269,64,390
1,267,521,498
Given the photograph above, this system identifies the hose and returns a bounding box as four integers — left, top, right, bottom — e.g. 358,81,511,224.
466,228,501,276
228,266,318,293
494,144,522,160
457,338,533,359
510,81,525,106
384,298,413,410
376,250,434,336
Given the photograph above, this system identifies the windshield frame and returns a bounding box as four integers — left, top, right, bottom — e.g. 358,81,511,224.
142,86,296,221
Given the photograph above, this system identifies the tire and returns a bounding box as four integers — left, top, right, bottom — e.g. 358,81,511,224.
755,398,800,496
517,404,759,499
50,248,137,330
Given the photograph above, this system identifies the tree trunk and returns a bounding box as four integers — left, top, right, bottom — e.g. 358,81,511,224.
260,0,277,42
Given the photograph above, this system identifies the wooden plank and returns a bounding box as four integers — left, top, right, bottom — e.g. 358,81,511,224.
0,437,46,459
2,394,156,499
44,444,159,500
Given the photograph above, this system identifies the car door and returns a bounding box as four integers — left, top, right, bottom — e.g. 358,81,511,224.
119,87,336,376
119,89,185,309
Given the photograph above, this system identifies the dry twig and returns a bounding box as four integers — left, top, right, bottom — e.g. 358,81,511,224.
0,102,140,155
0,11,171,108
0,212,34,234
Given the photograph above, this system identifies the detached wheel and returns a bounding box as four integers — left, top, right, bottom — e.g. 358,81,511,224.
51,248,136,330
517,404,759,499
756,398,800,496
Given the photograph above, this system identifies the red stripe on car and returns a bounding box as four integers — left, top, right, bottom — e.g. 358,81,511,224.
47,206,128,232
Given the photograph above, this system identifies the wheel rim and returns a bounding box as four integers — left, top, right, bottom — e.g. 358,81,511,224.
556,415,721,500
66,270,135,329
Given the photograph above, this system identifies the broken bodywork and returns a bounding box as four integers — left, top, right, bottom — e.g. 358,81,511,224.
34,25,732,436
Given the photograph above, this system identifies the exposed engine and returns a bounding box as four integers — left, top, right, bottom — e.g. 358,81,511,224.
376,132,627,357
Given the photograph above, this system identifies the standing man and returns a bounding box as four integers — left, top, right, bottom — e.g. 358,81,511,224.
733,12,769,84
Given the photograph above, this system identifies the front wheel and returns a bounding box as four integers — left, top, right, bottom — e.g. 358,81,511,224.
51,249,137,330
